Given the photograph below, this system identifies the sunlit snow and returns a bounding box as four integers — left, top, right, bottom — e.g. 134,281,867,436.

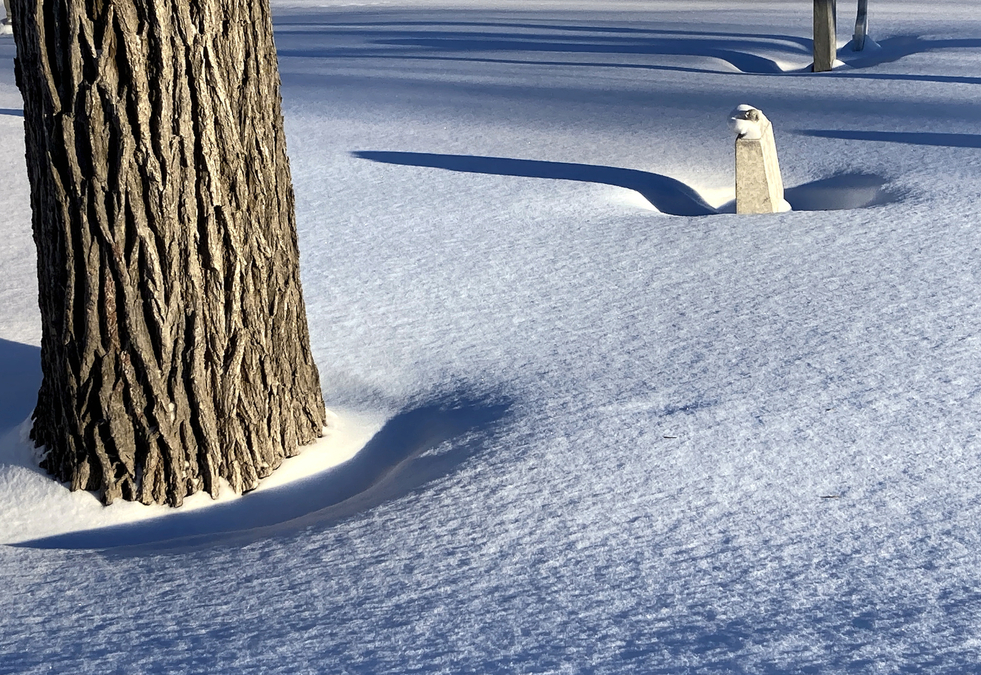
2,1,981,672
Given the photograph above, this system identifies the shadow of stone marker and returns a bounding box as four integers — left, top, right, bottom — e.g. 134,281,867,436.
730,105,785,214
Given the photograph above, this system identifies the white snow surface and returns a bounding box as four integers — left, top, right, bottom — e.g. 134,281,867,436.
3,1,981,672
0,409,386,545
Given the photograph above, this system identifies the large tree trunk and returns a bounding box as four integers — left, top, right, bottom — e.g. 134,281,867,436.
9,0,327,505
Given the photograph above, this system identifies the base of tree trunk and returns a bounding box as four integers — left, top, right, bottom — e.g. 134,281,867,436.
11,0,327,505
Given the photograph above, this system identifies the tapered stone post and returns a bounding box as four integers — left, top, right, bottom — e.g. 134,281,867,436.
813,0,837,72
729,105,785,215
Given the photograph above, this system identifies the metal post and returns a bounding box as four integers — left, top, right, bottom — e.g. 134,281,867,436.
813,0,837,72
853,0,869,51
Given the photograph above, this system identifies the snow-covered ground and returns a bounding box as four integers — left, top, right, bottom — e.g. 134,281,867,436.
3,0,981,671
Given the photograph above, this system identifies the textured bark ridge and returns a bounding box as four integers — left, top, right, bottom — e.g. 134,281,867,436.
10,0,327,505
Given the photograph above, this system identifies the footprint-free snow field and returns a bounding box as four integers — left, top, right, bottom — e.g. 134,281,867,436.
2,1,981,672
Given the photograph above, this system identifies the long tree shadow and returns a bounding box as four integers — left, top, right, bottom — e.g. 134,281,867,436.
798,129,981,149
275,18,813,49
353,150,717,216
277,39,791,76
366,34,791,74
0,338,40,433
827,71,981,87
844,35,981,70
15,392,511,551
273,16,810,74
273,11,981,80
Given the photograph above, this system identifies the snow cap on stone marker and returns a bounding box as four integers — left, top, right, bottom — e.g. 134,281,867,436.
729,104,768,141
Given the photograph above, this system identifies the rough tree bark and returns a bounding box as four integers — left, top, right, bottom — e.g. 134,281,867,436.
9,0,327,505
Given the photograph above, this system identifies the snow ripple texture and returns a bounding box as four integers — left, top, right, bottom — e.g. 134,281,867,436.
2,1,981,672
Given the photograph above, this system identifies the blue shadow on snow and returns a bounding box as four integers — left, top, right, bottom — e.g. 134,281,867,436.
274,17,813,50
353,150,717,216
842,35,981,70
15,392,511,551
354,151,898,214
273,18,810,74
783,172,898,211
0,338,40,432
799,129,981,149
